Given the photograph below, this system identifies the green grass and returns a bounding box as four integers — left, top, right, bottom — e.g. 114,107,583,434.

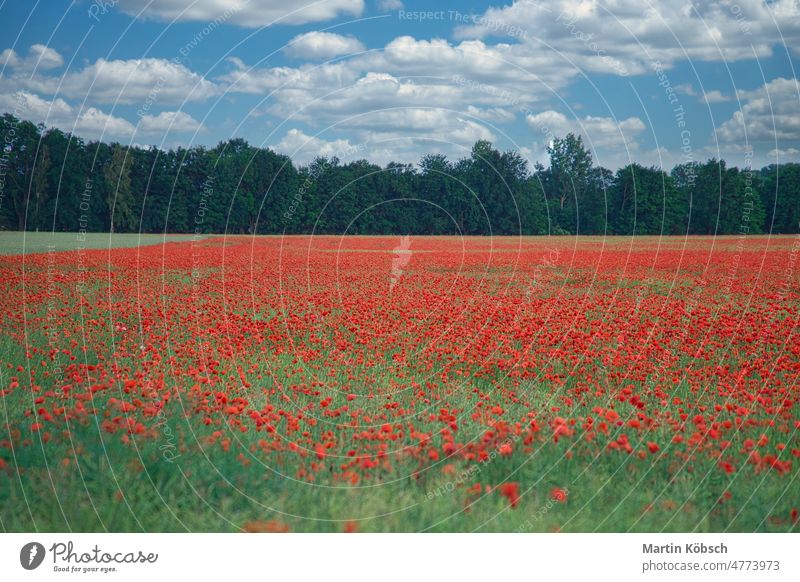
0,233,796,533
1,320,794,533
1,408,792,533
0,232,205,256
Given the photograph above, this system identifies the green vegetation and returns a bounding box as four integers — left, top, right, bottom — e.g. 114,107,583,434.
1,113,795,236
0,232,203,255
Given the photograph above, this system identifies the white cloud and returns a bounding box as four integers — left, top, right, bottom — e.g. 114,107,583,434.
526,110,646,151
1,51,220,106
465,105,516,122
114,0,364,26
456,0,800,75
1,44,63,71
718,77,800,143
273,128,362,163
221,59,358,95
250,66,499,156
702,90,732,104
220,36,577,129
0,91,136,139
0,91,202,140
284,32,365,60
766,147,800,162
343,108,495,143
218,33,590,164
272,127,480,167
377,0,403,10
137,111,203,133
675,83,732,104
676,84,731,103
56,58,218,104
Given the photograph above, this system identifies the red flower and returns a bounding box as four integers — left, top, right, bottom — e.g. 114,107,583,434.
550,487,568,503
499,482,520,508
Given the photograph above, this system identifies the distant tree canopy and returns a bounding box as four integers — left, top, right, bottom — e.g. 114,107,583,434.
0,113,796,235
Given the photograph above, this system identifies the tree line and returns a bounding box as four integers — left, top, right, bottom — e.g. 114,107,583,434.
1,113,798,235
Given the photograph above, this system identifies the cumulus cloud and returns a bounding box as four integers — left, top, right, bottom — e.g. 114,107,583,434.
766,147,800,162
377,0,403,10
114,0,364,26
220,35,577,129
284,32,366,60
526,110,646,152
0,91,136,139
273,128,363,163
137,110,203,133
272,127,481,166
702,90,732,104
1,44,63,71
675,84,698,97
0,90,202,140
455,0,800,75
217,32,593,163
0,50,220,105
52,58,218,104
675,83,731,103
717,77,800,143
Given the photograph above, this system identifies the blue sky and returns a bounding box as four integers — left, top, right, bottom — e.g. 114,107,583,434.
1,0,798,170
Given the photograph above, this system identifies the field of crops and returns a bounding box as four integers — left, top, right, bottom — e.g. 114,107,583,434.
1,234,798,532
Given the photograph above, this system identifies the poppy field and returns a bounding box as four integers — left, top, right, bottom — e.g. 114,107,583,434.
0,234,798,532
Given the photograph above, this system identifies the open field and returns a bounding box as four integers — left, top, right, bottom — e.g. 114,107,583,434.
0,232,205,255
0,234,798,532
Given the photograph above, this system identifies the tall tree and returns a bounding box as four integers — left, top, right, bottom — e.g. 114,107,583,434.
760,164,800,234
612,164,685,235
30,141,50,231
104,144,135,233
542,133,594,234
2,113,799,236
0,115,41,230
